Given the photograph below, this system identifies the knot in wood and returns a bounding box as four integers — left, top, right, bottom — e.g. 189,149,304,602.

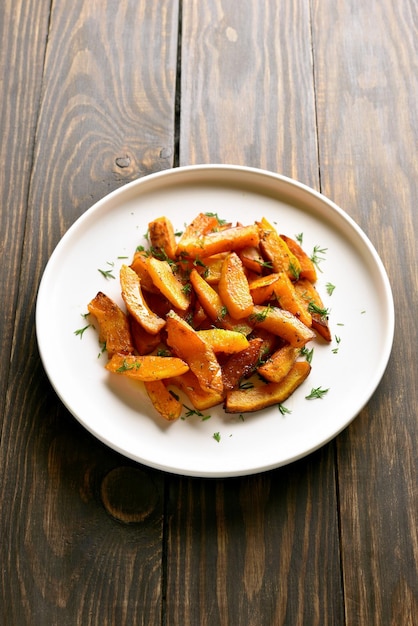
115,155,131,168
100,466,158,523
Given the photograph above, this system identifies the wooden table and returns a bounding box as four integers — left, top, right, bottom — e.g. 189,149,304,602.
1,1,417,624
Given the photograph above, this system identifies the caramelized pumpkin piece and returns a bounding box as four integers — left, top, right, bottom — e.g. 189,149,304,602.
120,264,165,335
257,217,301,280
148,216,177,260
272,272,312,327
190,268,252,335
257,345,300,383
147,257,190,311
87,291,134,358
249,273,279,305
130,250,159,294
218,252,254,319
225,361,311,413
176,212,220,252
239,246,265,274
250,305,315,347
294,278,332,342
221,337,264,392
280,234,317,283
129,316,161,355
177,224,259,259
165,310,223,394
197,328,249,353
144,380,183,421
105,353,189,380
168,370,225,411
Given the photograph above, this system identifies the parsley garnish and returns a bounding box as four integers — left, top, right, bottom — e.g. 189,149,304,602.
213,432,221,442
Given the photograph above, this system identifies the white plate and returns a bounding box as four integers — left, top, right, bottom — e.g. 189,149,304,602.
36,165,394,477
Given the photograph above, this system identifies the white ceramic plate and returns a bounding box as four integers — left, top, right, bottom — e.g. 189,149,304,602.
36,165,394,477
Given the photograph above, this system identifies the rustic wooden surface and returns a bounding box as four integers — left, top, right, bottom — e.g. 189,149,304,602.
1,1,416,624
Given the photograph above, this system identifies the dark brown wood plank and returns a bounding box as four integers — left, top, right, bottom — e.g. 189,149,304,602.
166,2,344,624
179,0,319,186
167,450,343,625
0,1,179,624
312,0,418,623
0,1,50,412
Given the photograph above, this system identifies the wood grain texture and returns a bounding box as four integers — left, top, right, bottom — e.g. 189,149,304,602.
312,0,418,623
1,0,417,624
179,0,319,187
0,1,179,624
166,2,343,625
166,449,344,626
0,0,50,415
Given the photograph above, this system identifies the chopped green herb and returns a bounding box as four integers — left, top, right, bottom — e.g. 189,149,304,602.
308,301,330,318
213,431,221,442
116,359,141,373
239,380,254,390
310,245,328,272
183,405,211,420
278,404,291,415
305,386,329,400
258,260,273,270
326,282,336,296
250,304,272,323
219,306,228,319
204,212,227,226
300,346,314,364
98,261,116,280
289,260,301,280
157,348,171,357
295,233,304,244
74,324,91,339
332,336,341,354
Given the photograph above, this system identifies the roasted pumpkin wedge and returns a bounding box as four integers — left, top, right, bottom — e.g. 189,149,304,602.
87,291,134,358
225,361,311,413
165,310,224,394
120,264,165,335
